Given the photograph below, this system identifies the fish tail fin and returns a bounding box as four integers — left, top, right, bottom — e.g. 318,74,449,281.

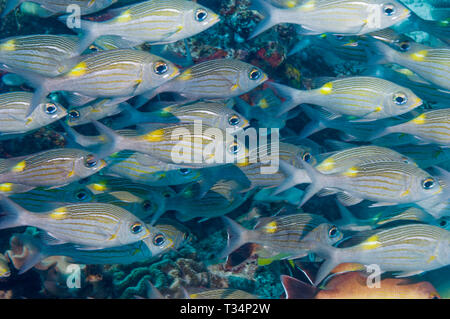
336,201,357,225
308,242,340,286
113,103,178,129
219,216,252,259
0,196,28,230
91,120,127,159
273,159,311,195
269,83,304,116
0,0,24,18
134,90,159,109
61,121,98,148
298,160,328,207
281,275,318,299
367,126,390,141
63,18,100,54
248,0,281,39
298,107,329,139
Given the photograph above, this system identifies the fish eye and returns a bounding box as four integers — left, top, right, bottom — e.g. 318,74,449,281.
178,168,191,175
153,233,166,246
399,41,410,51
142,200,152,211
228,114,241,126
228,142,241,154
68,110,80,119
45,103,58,115
393,92,408,105
334,35,344,40
130,222,144,234
195,8,208,22
439,219,448,227
383,3,396,16
302,152,312,163
163,191,172,198
75,190,88,201
84,154,98,168
153,61,168,75
422,177,436,190
249,68,262,81
328,225,339,238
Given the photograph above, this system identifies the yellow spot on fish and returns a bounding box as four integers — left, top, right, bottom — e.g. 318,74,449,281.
90,182,108,192
67,170,75,178
177,69,192,81
109,233,117,241
142,129,165,142
286,0,297,8
412,114,426,125
0,183,13,192
88,0,95,7
343,166,359,177
50,208,67,220
410,50,428,62
374,106,382,113
427,255,436,263
400,189,410,197
301,0,315,11
319,82,333,95
231,83,240,91
317,157,335,171
362,235,381,250
264,221,278,233
25,118,33,125
117,10,132,23
11,161,26,173
68,62,87,77
0,40,15,51
259,98,269,109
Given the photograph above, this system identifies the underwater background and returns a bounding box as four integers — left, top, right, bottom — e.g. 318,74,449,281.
0,0,448,299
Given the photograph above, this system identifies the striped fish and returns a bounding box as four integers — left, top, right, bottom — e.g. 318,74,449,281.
0,34,80,77
154,219,190,250
220,215,343,262
147,59,268,101
74,0,220,53
280,159,443,207
249,0,410,39
312,224,450,286
105,151,203,186
375,207,450,230
240,142,316,189
0,197,151,249
92,121,247,168
113,100,249,131
372,109,450,147
66,99,124,127
371,40,450,90
0,148,106,191
1,0,117,18
0,91,66,136
8,49,180,117
7,225,173,273
274,144,417,196
272,76,422,119
416,167,450,218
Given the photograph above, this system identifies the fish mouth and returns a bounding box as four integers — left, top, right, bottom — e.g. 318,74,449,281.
397,8,411,21
98,159,108,170
210,13,221,25
410,97,423,109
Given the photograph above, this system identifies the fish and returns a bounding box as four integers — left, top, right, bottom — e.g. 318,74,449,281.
0,91,67,137
66,99,125,127
310,223,450,286
415,166,450,218
369,40,450,90
1,0,117,18
6,226,174,274
279,158,443,207
271,76,422,120
112,100,249,132
249,0,410,39
0,148,106,191
0,34,81,77
0,196,152,249
219,214,343,263
370,109,450,147
281,272,441,299
72,0,220,54
90,121,248,168
139,59,268,103
3,49,180,117
274,144,417,195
